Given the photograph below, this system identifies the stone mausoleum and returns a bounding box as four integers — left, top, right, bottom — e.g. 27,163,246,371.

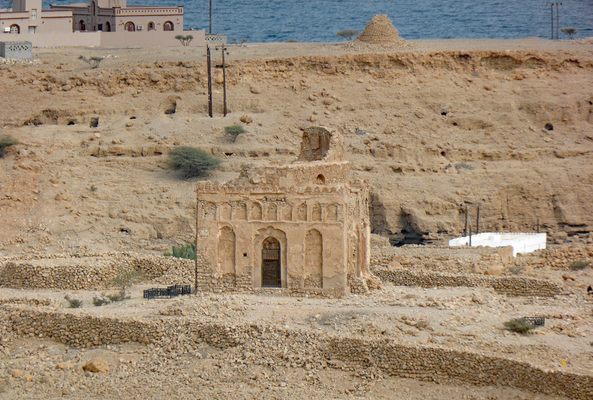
196,127,372,295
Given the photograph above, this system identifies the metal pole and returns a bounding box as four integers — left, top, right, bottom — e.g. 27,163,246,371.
476,204,480,234
464,205,469,237
209,0,212,34
207,45,213,118
222,46,227,117
550,3,554,40
194,188,199,294
536,217,540,233
468,225,472,247
556,3,561,40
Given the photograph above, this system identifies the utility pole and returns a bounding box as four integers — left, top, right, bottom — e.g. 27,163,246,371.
476,204,481,235
216,45,228,117
556,2,562,40
549,3,554,40
547,2,562,39
206,45,213,118
464,205,469,237
194,189,199,294
209,0,213,34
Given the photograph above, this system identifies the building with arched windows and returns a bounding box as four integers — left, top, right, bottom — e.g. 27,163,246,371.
49,0,183,33
1,0,184,39
195,127,373,296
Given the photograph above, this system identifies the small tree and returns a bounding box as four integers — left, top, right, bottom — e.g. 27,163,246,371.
111,269,144,301
79,55,105,69
0,135,18,158
168,146,221,179
336,29,360,41
175,34,194,47
561,27,577,40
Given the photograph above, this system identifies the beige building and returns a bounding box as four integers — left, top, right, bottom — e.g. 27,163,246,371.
196,127,372,296
49,0,183,33
1,0,193,47
1,0,72,34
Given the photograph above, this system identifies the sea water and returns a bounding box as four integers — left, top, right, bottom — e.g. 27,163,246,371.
4,0,593,42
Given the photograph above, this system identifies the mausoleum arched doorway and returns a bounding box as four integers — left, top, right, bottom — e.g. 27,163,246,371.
261,237,281,288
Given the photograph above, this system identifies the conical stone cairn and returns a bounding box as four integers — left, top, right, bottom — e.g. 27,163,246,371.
357,15,400,44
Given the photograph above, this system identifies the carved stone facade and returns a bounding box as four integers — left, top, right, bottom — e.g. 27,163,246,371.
196,127,371,296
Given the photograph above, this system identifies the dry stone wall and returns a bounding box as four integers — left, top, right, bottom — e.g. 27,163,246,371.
0,253,348,297
371,245,510,274
0,253,198,290
373,266,562,297
3,305,591,400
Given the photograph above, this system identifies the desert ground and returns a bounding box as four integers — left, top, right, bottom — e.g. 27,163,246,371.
1,34,593,399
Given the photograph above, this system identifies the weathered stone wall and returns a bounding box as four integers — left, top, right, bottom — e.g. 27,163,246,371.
372,266,562,297
3,306,591,400
514,243,593,270
371,244,511,274
0,252,347,296
0,253,198,290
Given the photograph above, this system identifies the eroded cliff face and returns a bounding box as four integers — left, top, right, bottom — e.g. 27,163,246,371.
1,44,592,254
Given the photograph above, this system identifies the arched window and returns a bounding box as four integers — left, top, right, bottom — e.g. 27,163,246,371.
124,21,135,32
147,21,156,31
163,21,174,31
316,174,326,184
9,24,20,34
79,20,86,31
104,21,111,32
261,237,281,288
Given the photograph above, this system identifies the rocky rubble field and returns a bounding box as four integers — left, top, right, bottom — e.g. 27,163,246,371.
1,267,592,399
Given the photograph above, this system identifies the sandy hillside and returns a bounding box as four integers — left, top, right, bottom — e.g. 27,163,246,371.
1,38,593,254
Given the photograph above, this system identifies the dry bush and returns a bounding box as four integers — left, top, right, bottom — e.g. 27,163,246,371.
561,27,576,39
503,318,533,335
569,260,590,271
224,125,246,142
336,29,359,41
92,296,110,306
0,135,18,158
64,295,82,308
79,55,104,69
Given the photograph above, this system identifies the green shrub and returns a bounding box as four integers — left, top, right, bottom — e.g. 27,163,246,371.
165,243,196,260
224,125,246,142
569,260,590,271
503,318,533,335
64,295,82,308
168,146,221,179
92,296,110,306
0,135,18,158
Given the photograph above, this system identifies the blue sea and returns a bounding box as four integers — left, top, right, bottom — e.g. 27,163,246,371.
3,0,592,42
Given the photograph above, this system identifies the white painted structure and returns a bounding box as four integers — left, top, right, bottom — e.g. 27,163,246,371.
448,232,547,256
